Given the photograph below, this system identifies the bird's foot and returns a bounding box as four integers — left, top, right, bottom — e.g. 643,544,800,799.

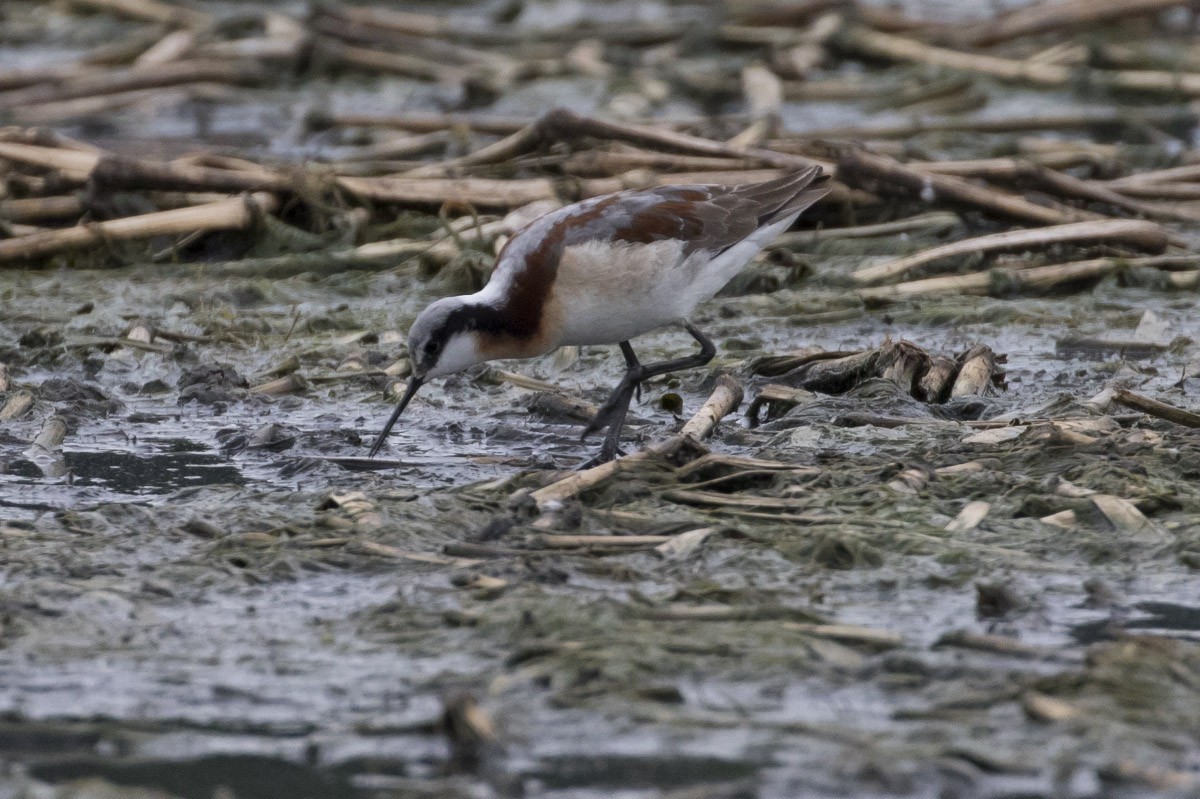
580,390,630,441
575,442,626,470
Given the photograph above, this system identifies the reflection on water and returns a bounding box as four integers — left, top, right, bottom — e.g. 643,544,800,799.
4,447,244,495
1072,602,1200,644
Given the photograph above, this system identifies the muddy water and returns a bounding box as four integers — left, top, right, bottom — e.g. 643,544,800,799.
4,0,1200,797
4,247,1200,799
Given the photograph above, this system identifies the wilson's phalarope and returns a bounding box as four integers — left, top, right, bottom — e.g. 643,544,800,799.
368,166,830,464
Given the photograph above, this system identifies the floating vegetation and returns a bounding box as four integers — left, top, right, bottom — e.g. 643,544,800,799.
2,0,1200,797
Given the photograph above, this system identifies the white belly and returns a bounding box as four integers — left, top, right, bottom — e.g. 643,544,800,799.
549,214,799,346
551,239,694,345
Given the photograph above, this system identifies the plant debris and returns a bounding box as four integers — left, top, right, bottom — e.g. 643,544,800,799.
2,1,1199,798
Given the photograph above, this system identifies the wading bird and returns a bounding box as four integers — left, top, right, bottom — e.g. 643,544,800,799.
368,167,830,465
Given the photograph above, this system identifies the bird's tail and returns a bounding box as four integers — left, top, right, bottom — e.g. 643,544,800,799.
738,165,832,226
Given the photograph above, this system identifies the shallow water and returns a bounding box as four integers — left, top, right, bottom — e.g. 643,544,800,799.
4,252,1199,798
4,0,1200,796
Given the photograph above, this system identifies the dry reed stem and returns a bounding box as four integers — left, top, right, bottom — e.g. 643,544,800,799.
533,535,672,548
773,211,959,247
0,196,84,223
0,60,263,109
0,192,279,263
0,142,295,193
340,169,841,209
530,375,743,511
785,108,1196,141
910,153,1099,178
1110,183,1200,200
339,175,561,208
559,149,757,176
1107,163,1200,187
309,111,528,136
1014,164,1200,225
852,219,1167,285
945,501,990,532
950,346,997,398
0,142,101,176
0,65,94,93
838,149,1086,226
538,108,826,172
92,155,294,193
67,0,212,27
331,132,450,163
1168,271,1200,289
680,375,745,440
0,390,34,421
781,77,886,101
314,39,465,83
0,127,101,152
529,437,693,512
781,622,903,650
402,125,541,178
1112,389,1200,428
135,29,197,65
321,3,683,45
858,257,1122,299
192,35,310,62
1021,692,1081,723
962,0,1189,47
7,85,233,126
30,416,68,453
842,25,1200,96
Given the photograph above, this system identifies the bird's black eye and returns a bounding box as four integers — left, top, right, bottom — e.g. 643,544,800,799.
425,339,441,357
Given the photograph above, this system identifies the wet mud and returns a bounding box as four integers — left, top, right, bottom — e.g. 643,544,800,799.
3,1,1200,798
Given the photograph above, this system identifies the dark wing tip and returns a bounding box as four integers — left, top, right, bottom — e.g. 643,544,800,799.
736,165,831,225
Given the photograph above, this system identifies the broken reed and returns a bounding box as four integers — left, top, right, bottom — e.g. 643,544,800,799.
2,1,1200,298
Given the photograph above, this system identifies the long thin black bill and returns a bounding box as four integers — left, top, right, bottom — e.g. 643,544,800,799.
367,376,424,458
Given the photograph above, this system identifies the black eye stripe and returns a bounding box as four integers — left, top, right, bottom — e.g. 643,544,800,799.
416,304,508,364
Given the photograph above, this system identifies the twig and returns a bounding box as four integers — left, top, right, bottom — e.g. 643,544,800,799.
536,108,826,171
858,257,1122,299
771,211,959,247
0,142,292,192
341,169,839,209
1112,389,1200,428
308,110,529,136
837,149,1089,226
1107,163,1200,187
961,0,1190,47
950,345,998,398
532,534,672,548
0,60,264,109
0,196,84,223
402,125,542,178
557,148,758,177
851,219,1167,285
838,25,1200,96
529,375,743,511
0,193,279,263
66,0,212,27
680,375,744,439
1013,163,1200,226
784,108,1196,141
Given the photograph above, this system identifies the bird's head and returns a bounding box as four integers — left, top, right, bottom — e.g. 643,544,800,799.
367,297,492,457
407,296,489,380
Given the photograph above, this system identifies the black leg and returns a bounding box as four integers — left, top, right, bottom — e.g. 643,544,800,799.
619,340,642,402
579,321,716,466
